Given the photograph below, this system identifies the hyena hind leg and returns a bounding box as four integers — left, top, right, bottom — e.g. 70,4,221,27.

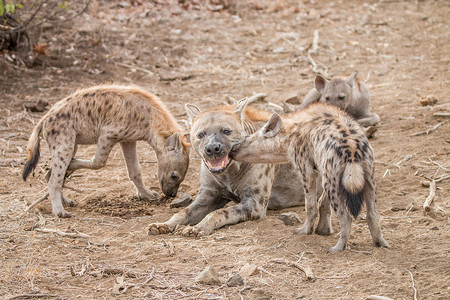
68,136,114,172
315,192,333,236
294,175,318,235
364,185,389,248
327,196,353,253
120,141,159,200
48,142,76,217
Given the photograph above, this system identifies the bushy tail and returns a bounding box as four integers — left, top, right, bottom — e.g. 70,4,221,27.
341,162,365,218
23,121,43,181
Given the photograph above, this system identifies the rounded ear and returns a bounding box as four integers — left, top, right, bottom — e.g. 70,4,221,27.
166,132,181,152
185,104,202,125
262,113,282,138
315,75,328,93
182,132,191,144
346,71,358,88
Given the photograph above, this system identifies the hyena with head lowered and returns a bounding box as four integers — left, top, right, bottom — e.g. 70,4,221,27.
148,98,306,237
23,84,190,217
300,72,380,127
231,103,389,252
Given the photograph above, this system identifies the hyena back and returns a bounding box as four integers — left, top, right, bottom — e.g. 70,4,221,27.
232,103,389,252
23,84,190,217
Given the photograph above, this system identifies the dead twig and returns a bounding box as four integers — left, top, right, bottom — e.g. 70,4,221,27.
410,121,447,136
6,294,58,300
406,269,418,300
366,296,394,300
432,112,450,118
393,154,413,169
116,62,154,76
35,228,90,238
421,174,450,187
18,192,49,218
272,258,314,281
246,93,267,104
423,180,436,213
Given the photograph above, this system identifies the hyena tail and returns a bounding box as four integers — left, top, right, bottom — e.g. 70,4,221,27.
23,120,43,181
341,162,365,218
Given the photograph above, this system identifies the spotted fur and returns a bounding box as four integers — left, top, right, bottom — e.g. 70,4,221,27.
23,84,190,217
232,103,389,252
148,98,307,237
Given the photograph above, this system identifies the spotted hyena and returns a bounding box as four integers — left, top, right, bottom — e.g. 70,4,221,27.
23,84,190,217
300,72,380,128
148,98,307,237
231,103,389,252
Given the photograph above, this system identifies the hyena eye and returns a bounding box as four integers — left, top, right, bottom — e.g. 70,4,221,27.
338,95,345,100
223,129,232,135
197,132,205,139
325,96,331,101
171,173,179,180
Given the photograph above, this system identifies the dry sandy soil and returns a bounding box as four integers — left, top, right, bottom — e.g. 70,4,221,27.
1,0,449,299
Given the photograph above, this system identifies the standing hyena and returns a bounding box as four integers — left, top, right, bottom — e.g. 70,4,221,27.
300,72,380,127
23,84,190,217
231,103,389,252
148,98,308,237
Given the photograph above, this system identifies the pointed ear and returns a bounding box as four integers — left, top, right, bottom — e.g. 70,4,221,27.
185,104,201,126
315,75,328,93
166,132,181,152
346,71,358,88
262,113,282,138
232,97,250,119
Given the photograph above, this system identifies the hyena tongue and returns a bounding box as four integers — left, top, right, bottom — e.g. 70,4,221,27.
206,156,230,171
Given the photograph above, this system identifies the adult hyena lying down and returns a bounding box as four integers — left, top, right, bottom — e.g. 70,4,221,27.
148,98,308,237
300,72,380,128
231,103,389,252
23,84,190,217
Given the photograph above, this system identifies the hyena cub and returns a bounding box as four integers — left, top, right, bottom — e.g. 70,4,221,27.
231,103,389,252
300,72,380,127
23,84,190,217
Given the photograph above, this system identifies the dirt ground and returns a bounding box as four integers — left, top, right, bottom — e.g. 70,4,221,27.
1,0,449,299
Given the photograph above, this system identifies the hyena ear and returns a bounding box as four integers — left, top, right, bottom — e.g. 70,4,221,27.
346,71,358,88
166,132,181,152
182,132,191,144
262,113,282,138
315,75,328,93
232,97,250,119
185,104,201,126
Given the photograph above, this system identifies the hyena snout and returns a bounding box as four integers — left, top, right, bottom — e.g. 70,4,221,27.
204,142,223,157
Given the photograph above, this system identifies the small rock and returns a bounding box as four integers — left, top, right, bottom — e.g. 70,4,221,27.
239,263,259,277
170,192,192,208
226,273,244,287
419,95,438,106
278,212,302,226
25,99,49,112
390,206,405,212
195,266,220,285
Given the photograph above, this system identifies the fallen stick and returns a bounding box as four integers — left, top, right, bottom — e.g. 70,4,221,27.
246,93,267,104
116,62,154,76
366,296,394,300
421,174,450,187
393,154,413,169
410,121,447,136
406,269,418,300
18,192,49,218
432,112,450,118
6,294,58,300
272,258,314,281
35,228,90,238
423,180,436,213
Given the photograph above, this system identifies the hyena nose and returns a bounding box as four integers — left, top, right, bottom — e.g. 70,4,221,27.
205,143,222,155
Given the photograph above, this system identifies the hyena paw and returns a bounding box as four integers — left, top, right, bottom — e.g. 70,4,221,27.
62,195,77,207
178,226,205,238
148,223,172,235
293,224,313,235
315,224,333,236
55,210,72,218
139,190,160,201
373,238,389,248
327,244,346,253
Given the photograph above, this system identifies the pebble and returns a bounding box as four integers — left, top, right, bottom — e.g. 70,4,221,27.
195,266,220,285
278,212,302,226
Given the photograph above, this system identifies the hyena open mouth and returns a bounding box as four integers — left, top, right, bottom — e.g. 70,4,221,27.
204,155,231,173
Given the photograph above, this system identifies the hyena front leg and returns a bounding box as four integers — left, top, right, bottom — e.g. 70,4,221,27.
294,171,318,235
120,141,159,200
180,186,269,237
148,187,226,235
68,135,114,172
364,183,389,248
